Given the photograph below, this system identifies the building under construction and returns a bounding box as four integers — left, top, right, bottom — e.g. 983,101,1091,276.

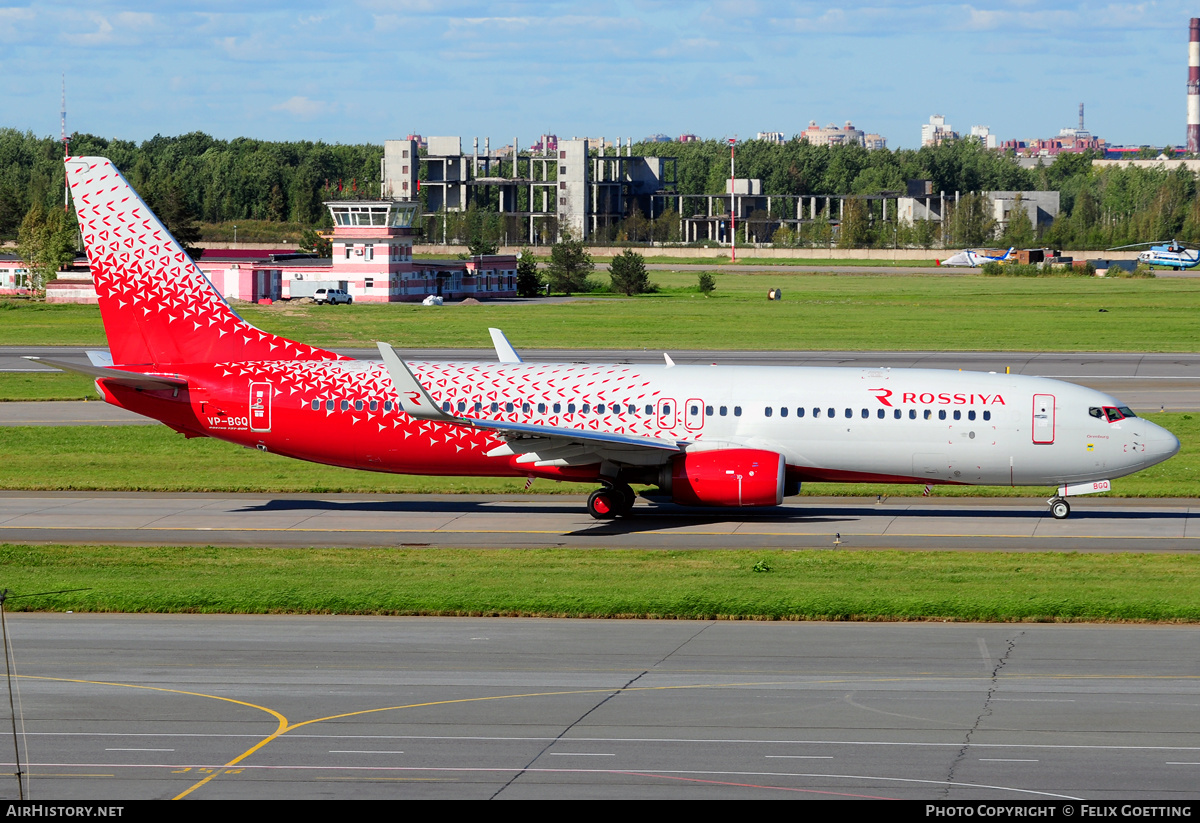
382,137,678,244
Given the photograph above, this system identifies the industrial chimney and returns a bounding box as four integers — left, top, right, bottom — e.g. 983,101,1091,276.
1189,18,1199,153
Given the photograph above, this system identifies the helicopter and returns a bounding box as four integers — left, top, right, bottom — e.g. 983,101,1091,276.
1109,240,1200,270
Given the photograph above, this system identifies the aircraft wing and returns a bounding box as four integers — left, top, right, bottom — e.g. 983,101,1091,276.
377,342,687,467
24,356,188,391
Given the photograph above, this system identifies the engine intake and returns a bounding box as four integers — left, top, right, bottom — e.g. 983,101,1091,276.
664,449,785,507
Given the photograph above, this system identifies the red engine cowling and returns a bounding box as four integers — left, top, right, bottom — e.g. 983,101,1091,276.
666,449,785,507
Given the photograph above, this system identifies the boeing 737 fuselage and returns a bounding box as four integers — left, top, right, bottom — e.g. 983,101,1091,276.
46,157,1180,520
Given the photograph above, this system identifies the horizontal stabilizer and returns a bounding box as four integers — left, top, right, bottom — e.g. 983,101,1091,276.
24,357,188,391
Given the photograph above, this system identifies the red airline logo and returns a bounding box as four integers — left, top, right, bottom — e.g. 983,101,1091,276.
869,388,1006,406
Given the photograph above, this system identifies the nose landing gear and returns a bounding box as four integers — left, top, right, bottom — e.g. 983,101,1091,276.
1048,497,1071,520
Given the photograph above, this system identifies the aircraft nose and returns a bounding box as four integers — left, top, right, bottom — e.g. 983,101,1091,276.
1143,422,1181,466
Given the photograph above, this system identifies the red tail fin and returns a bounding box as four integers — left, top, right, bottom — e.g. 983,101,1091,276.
66,156,343,367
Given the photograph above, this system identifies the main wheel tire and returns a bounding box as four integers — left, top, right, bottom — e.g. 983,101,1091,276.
613,483,636,515
1050,499,1070,520
587,488,618,520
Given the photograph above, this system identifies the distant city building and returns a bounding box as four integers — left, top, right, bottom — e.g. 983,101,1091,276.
800,120,877,148
531,134,558,154
971,125,998,149
921,115,958,147
678,134,699,143
756,131,786,144
862,133,887,150
1001,105,1106,158
406,133,427,152
644,133,673,143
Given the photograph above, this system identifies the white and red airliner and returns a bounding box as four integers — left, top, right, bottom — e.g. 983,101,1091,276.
38,157,1180,520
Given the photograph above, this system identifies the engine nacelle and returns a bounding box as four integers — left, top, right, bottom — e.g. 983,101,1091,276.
664,449,785,507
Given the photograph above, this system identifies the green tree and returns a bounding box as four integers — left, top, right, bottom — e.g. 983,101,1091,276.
947,192,996,246
837,197,873,248
516,247,542,297
17,203,76,290
697,271,716,295
608,248,651,295
652,207,681,244
464,207,501,255
771,225,797,247
912,218,938,250
147,177,202,259
545,232,594,295
298,227,332,257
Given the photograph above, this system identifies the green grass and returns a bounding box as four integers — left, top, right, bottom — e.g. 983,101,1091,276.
0,372,97,401
4,273,1200,351
1,414,1195,497
4,545,1199,621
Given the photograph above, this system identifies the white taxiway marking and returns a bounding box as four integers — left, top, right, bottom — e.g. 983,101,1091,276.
548,752,614,756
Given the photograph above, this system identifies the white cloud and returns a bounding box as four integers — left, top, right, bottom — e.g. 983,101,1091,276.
272,96,326,119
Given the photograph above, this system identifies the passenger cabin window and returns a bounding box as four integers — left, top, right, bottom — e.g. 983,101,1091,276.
938,410,946,420
311,399,320,410
780,407,788,418
734,406,742,417
797,407,805,418
983,411,991,421
765,407,773,417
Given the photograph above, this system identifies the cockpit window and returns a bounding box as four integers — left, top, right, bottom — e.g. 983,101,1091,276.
1118,406,1137,419
1103,406,1124,422
1088,407,1103,419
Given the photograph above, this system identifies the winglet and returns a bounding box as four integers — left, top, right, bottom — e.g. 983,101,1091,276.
488,328,522,364
376,342,456,421
664,353,675,368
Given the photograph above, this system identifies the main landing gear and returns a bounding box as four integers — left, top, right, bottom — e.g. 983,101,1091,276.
587,483,636,520
1048,497,1071,520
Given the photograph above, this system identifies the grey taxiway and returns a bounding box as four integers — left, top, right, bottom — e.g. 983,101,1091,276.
3,615,1199,801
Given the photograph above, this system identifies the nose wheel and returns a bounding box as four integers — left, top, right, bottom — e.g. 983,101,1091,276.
587,483,636,520
1049,497,1071,520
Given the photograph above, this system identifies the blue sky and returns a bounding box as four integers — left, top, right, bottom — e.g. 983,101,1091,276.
0,1,1191,149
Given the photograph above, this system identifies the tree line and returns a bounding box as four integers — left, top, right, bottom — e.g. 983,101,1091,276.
5,127,1200,253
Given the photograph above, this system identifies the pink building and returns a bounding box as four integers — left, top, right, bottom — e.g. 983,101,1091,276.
44,199,518,304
